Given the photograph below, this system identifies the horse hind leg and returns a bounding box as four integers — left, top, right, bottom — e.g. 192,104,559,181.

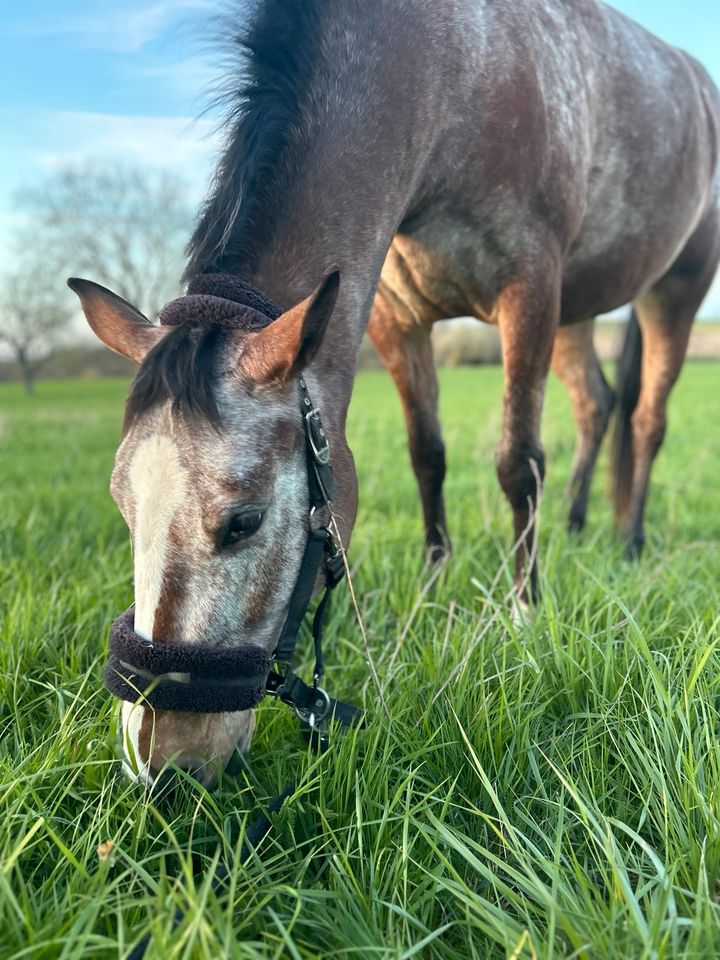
551,318,615,533
367,293,450,562
612,209,720,556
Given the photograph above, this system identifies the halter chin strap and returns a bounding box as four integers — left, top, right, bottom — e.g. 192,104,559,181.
104,372,364,738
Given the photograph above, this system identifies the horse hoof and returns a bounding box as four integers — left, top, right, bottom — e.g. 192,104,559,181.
425,541,451,566
624,537,644,561
510,595,532,627
567,512,586,534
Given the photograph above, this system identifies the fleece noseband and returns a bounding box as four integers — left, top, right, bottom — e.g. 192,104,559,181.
106,608,271,713
104,274,363,736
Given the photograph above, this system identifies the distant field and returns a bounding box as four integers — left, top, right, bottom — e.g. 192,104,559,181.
427,320,720,369
594,320,720,361
1,365,719,959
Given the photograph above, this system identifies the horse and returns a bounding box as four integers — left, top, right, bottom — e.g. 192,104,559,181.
69,0,720,785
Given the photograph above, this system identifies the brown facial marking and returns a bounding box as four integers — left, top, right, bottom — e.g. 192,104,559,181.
152,545,189,643
271,417,301,458
138,711,154,769
218,475,265,500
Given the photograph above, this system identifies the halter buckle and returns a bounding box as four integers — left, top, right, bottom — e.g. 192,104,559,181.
305,408,331,465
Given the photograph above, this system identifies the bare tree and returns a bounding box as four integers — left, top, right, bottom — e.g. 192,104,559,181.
0,270,72,394
0,162,192,391
19,161,193,319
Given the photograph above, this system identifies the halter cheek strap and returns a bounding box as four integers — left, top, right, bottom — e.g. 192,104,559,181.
263,374,363,734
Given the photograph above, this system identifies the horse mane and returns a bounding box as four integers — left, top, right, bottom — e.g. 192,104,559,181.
184,0,327,281
127,1,328,428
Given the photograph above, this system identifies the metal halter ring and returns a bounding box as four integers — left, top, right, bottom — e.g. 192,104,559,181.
294,684,331,729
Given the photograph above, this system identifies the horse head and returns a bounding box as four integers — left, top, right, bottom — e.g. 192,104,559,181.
69,272,350,786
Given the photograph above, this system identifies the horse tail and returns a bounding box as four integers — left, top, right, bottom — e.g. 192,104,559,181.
611,308,642,521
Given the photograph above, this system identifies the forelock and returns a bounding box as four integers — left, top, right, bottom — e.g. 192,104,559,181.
124,325,227,432
124,274,282,432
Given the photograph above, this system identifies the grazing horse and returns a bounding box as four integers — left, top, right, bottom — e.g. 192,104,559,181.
70,0,719,784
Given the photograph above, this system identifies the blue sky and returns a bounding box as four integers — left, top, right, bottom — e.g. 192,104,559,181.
1,0,719,312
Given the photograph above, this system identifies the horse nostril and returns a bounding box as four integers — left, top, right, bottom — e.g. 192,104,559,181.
148,761,218,797
148,766,181,798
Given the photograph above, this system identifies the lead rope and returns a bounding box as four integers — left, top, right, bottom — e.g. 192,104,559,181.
326,506,390,718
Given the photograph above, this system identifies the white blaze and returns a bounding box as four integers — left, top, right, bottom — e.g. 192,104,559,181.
121,701,152,785
128,435,188,640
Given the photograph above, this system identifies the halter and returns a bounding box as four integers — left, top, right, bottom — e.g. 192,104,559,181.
104,277,364,742
109,287,367,960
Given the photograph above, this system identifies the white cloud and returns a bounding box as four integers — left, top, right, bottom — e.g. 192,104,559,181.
41,111,219,188
129,55,219,106
13,0,214,55
0,108,221,206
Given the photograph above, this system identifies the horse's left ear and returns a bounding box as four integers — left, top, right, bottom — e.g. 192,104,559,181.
239,271,340,385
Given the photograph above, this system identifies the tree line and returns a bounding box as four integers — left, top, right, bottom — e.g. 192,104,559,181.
0,162,192,393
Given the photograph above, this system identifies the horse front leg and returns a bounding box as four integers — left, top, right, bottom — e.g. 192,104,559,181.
494,273,560,606
368,293,450,562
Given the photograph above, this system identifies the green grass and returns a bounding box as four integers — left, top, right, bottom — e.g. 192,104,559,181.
1,364,719,960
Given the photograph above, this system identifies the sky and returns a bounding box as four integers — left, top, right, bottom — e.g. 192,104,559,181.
1,0,719,314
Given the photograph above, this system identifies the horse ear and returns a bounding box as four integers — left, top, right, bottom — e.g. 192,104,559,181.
67,278,167,364
239,271,340,385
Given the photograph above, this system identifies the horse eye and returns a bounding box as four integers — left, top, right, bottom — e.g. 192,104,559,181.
222,509,264,548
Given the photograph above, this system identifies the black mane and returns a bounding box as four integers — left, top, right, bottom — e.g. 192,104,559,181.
124,325,227,430
184,0,327,281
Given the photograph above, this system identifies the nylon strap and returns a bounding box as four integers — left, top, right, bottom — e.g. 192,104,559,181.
268,377,351,726
274,529,330,664
298,374,338,506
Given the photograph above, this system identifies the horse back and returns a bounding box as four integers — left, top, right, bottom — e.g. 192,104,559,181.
382,0,719,325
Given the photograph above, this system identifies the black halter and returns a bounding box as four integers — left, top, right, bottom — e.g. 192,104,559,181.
112,277,366,960
105,373,363,739
265,374,364,734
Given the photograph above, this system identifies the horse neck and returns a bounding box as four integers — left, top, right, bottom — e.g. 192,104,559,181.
206,1,448,413
246,103,438,414
247,164,400,424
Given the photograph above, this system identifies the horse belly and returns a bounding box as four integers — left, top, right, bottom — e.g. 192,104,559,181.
560,40,717,321
380,231,502,326
561,192,707,323
560,117,715,322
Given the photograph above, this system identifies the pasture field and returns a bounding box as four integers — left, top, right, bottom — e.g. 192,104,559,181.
1,364,719,960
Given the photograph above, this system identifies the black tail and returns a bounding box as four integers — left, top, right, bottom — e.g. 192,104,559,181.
611,309,642,522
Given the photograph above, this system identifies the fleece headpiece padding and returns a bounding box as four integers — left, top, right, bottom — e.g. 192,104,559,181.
105,609,273,713
158,273,282,329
